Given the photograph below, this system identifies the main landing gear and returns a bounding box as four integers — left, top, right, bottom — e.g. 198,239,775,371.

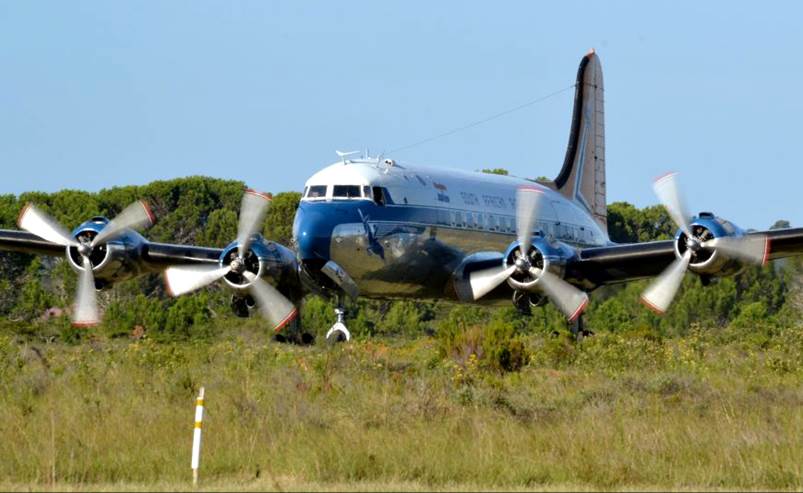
568,314,594,341
325,301,351,344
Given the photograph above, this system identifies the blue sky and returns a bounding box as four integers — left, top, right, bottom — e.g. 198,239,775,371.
1,1,801,229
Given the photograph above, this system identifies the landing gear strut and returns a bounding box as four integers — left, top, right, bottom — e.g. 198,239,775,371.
325,300,351,344
568,314,594,341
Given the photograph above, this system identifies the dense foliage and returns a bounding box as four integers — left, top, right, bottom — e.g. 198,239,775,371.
0,177,799,364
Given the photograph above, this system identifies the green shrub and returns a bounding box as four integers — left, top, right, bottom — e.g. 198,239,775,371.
379,301,431,336
436,305,529,372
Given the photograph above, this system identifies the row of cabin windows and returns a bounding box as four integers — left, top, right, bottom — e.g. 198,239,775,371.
449,211,595,242
303,185,388,206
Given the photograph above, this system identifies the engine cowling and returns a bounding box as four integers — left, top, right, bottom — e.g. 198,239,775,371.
65,217,149,288
503,235,576,293
218,235,301,317
675,213,747,277
219,236,299,290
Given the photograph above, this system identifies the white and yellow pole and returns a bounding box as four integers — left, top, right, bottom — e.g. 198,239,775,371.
191,386,205,486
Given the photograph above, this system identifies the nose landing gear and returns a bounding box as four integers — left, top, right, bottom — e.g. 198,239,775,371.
325,305,351,344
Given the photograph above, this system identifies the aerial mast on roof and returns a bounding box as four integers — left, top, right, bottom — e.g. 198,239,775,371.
335,150,360,164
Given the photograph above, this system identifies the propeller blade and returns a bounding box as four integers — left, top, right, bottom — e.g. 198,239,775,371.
237,190,271,258
702,234,770,266
641,250,693,314
244,272,298,332
73,256,99,327
653,172,692,237
531,268,589,321
469,264,516,300
164,264,231,297
92,200,155,246
516,186,543,256
17,203,77,247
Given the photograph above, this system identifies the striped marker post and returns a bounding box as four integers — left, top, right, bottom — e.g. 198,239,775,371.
191,387,205,486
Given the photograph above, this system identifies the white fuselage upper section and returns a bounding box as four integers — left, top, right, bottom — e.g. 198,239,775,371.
302,158,608,248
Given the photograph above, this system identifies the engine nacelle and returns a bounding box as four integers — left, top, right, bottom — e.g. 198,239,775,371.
219,236,299,290
218,235,301,317
675,213,746,277
65,217,149,288
504,236,577,293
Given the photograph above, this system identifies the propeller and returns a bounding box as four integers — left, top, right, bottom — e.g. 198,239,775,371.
641,172,769,314
468,186,589,321
17,201,155,326
163,189,298,331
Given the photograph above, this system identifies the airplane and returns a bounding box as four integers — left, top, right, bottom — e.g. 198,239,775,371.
1,50,802,343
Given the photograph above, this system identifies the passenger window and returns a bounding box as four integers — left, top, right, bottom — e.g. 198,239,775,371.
362,186,371,198
333,185,362,199
306,185,327,199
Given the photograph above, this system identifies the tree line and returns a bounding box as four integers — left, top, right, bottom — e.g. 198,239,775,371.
0,176,799,348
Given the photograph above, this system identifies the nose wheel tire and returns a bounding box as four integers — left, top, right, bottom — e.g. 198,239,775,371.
326,322,350,344
325,306,351,344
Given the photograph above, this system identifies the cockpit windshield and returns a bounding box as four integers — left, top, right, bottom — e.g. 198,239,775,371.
302,184,371,201
332,185,362,199
305,185,327,199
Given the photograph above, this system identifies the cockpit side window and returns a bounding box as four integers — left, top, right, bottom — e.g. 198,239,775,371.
372,186,386,206
306,185,327,199
332,185,362,199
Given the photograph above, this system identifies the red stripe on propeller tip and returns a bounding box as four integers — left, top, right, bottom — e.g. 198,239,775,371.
518,185,544,194
72,320,99,328
762,237,771,266
140,200,156,226
163,275,177,298
640,296,666,316
568,297,589,322
16,203,32,228
653,171,678,184
245,189,272,201
274,308,298,332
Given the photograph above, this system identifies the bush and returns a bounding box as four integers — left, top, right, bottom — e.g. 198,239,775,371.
379,300,432,336
161,293,213,341
436,305,529,372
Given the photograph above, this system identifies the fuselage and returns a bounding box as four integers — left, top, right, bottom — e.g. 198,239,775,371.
292,158,608,301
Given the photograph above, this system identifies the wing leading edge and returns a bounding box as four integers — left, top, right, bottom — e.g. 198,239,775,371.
567,227,803,290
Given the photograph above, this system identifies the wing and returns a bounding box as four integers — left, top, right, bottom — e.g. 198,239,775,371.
0,228,223,269
566,239,676,290
0,229,66,257
568,227,803,289
763,227,803,261
143,242,222,268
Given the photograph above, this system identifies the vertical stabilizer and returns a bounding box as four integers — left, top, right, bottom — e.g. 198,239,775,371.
551,50,607,232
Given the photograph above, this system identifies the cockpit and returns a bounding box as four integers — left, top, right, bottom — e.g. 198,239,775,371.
301,184,387,205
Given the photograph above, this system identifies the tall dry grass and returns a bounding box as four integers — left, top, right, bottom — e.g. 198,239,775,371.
0,324,800,491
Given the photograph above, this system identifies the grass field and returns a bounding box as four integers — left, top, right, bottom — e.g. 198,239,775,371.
0,320,801,491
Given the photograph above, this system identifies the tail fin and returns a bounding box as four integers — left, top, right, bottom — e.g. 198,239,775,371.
550,50,607,232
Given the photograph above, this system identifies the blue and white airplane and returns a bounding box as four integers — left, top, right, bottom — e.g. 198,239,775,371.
2,51,802,342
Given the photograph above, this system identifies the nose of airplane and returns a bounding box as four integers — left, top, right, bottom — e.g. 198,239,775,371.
293,203,333,262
